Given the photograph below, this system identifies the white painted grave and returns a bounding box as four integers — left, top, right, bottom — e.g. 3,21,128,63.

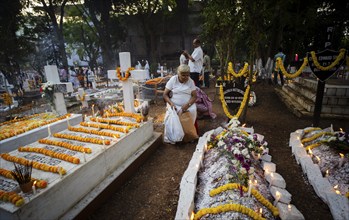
119,52,135,113
44,65,73,115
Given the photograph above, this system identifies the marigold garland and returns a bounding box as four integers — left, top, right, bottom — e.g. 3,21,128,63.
194,203,265,220
219,85,250,119
90,117,140,128
0,190,25,207
0,114,40,127
103,112,144,123
39,138,92,153
227,62,249,78
0,153,66,175
310,48,346,71
305,142,322,151
68,126,120,138
53,133,111,145
116,67,135,81
276,57,308,78
209,183,279,216
0,168,47,188
301,132,334,144
18,146,80,164
80,122,129,133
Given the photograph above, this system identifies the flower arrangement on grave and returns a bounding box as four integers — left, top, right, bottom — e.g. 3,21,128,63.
0,190,25,207
41,81,55,107
10,161,33,193
0,168,47,188
68,126,121,138
53,133,111,145
18,146,80,164
90,117,140,128
1,153,66,175
80,122,129,133
38,138,92,153
116,67,135,81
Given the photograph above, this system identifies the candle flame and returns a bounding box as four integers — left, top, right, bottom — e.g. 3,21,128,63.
249,180,252,184
340,128,343,132
254,180,257,184
316,156,320,162
33,180,37,186
190,212,195,220
335,190,340,195
326,169,329,175
334,185,338,189
113,135,117,139
242,123,246,127
288,204,291,210
259,208,262,214
276,191,281,199
271,172,274,177
308,149,313,155
339,153,344,158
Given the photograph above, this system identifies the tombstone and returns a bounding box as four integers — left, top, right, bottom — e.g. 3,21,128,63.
107,70,118,87
119,52,135,113
44,65,73,115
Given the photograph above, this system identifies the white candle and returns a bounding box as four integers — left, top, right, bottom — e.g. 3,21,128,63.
316,156,321,167
48,125,51,136
274,191,281,206
259,208,263,216
339,153,344,167
247,180,252,197
66,116,70,127
288,204,292,211
325,169,329,178
58,167,63,178
92,104,95,117
32,181,37,195
270,172,274,186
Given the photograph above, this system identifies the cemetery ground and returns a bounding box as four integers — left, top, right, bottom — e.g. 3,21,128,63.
1,81,348,219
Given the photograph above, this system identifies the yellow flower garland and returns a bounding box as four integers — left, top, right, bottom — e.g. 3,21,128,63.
194,203,266,220
0,168,47,188
90,117,140,128
18,146,80,164
39,138,92,153
209,183,279,216
68,126,120,138
301,132,333,144
219,84,250,119
53,133,111,145
0,190,25,207
227,62,249,78
103,111,144,123
116,67,135,81
310,49,346,71
80,122,129,133
305,142,322,151
276,57,308,78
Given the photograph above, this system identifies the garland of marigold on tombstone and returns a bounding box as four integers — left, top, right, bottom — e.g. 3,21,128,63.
301,131,334,144
0,190,25,207
116,67,135,81
227,62,249,78
80,121,129,133
90,117,140,128
219,84,250,119
310,48,346,71
18,146,80,164
276,57,308,78
209,183,279,216
38,138,92,153
102,111,144,123
53,133,111,145
68,126,120,138
0,168,48,188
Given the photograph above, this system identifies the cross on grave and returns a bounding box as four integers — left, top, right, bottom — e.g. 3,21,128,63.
119,52,135,113
44,65,73,115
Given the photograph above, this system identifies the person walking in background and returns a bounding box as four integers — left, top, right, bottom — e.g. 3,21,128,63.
184,38,203,87
179,50,188,65
203,50,211,88
273,47,286,86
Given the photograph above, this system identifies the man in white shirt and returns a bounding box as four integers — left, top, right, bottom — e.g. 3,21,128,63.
184,39,203,86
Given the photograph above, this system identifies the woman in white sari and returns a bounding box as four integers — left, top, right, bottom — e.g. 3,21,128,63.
163,64,197,124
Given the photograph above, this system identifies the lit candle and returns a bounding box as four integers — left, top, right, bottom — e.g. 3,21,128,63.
259,208,263,217
190,211,194,220
274,191,281,206
339,153,344,167
247,180,253,197
288,204,292,211
92,104,95,117
113,135,117,142
270,172,274,186
58,167,63,178
325,169,329,178
83,152,86,162
308,149,313,158
48,125,51,136
316,156,321,167
32,181,37,195
66,116,70,127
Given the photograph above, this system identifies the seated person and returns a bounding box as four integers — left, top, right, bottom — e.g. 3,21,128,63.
196,87,216,119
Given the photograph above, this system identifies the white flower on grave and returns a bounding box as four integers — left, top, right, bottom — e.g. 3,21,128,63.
217,140,225,147
225,174,234,180
249,167,255,174
241,148,249,157
233,149,240,155
248,143,254,149
235,142,243,148
239,167,247,174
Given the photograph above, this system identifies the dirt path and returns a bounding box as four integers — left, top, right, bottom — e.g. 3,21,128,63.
89,82,348,220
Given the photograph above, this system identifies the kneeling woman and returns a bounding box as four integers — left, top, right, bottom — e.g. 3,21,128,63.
163,64,197,124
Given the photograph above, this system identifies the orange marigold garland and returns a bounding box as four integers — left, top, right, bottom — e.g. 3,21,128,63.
18,146,80,164
90,117,139,128
68,126,120,138
116,67,135,81
0,168,47,188
0,153,66,175
53,133,111,145
39,139,92,153
80,122,129,133
0,190,25,207
103,112,144,123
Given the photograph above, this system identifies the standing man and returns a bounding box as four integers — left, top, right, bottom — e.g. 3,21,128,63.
273,47,286,86
179,50,188,65
184,38,203,86
203,50,211,88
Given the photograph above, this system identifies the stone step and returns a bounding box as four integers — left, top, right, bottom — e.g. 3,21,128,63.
296,77,349,97
282,85,314,112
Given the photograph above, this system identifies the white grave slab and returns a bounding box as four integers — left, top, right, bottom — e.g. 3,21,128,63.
119,52,135,113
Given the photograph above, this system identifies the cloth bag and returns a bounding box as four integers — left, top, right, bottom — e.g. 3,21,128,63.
179,111,198,142
163,107,184,144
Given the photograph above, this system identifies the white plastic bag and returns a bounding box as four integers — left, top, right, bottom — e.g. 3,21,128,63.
163,106,184,144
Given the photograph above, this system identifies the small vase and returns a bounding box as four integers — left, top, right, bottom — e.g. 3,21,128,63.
19,181,33,193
